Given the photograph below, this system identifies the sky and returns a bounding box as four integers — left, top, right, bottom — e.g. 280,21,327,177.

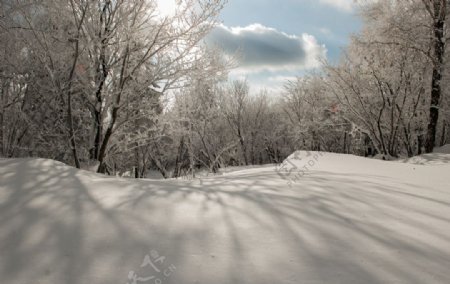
157,0,364,93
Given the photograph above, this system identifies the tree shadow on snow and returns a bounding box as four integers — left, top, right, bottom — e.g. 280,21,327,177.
0,158,449,284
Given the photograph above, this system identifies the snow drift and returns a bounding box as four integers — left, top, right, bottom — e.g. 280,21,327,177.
1,152,450,284
400,144,450,165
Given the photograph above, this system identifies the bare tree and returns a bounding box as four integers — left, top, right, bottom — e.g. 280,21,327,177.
422,0,447,152
222,80,250,165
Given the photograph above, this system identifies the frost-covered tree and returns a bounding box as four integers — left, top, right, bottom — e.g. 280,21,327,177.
0,0,226,173
221,80,250,165
358,0,448,153
327,43,429,157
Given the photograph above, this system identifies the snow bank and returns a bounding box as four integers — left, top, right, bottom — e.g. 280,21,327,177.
1,154,450,284
400,144,450,165
434,144,450,154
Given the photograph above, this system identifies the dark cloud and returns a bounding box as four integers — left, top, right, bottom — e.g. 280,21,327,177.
205,24,327,72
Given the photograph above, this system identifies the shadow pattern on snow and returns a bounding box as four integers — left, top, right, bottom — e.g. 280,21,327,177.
0,158,450,284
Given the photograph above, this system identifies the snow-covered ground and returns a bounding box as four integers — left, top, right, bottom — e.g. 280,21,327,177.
1,151,450,284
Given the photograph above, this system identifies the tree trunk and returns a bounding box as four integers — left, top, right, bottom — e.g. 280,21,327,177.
66,41,81,169
97,46,129,173
97,122,114,173
237,128,248,165
343,132,347,154
66,1,88,169
425,1,446,153
0,94,4,157
418,134,424,155
172,137,185,178
90,109,102,160
67,91,81,169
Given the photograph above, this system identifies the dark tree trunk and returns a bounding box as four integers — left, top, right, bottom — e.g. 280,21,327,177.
0,105,4,157
89,108,102,160
237,128,248,165
66,45,81,169
172,137,185,178
97,46,129,174
67,91,81,169
94,112,102,158
97,120,114,173
418,134,424,155
65,1,88,169
343,132,347,154
425,1,446,153
90,2,109,160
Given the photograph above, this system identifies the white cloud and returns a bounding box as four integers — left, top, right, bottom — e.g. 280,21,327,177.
205,24,327,73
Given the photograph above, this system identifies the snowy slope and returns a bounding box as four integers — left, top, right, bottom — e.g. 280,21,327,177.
1,153,450,284
400,144,450,165
434,144,450,154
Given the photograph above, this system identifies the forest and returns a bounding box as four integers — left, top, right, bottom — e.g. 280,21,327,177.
1,0,449,178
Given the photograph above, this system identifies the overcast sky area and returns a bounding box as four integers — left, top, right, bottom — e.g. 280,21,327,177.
158,0,364,93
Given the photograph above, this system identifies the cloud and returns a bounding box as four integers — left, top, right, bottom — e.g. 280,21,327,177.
205,24,327,73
